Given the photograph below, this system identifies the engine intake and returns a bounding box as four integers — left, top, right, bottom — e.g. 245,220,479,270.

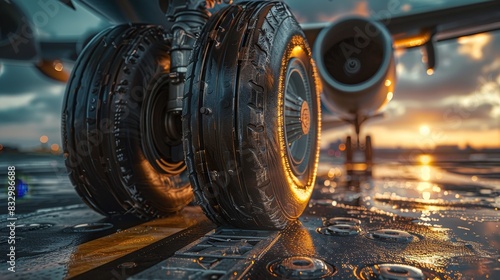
314,16,396,116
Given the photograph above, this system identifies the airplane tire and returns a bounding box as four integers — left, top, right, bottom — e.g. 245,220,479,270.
62,24,193,219
183,1,321,229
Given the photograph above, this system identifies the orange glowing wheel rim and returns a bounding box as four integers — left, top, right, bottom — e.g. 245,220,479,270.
280,36,321,189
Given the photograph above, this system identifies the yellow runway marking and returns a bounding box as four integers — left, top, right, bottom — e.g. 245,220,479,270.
66,206,206,279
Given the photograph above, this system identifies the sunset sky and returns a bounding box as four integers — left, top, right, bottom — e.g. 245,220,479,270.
0,0,499,151
286,0,500,149
325,31,500,149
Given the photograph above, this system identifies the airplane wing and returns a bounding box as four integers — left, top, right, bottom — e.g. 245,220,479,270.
303,0,500,129
0,0,99,82
322,117,350,130
0,0,168,82
2,0,500,83
302,0,500,72
302,0,500,48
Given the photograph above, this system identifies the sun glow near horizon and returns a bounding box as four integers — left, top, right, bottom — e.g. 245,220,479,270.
419,125,431,136
321,125,500,149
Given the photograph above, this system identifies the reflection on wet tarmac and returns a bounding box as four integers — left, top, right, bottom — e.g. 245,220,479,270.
65,211,203,278
268,256,336,279
0,153,498,279
312,154,499,279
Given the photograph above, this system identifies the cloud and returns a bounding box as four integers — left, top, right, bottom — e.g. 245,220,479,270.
2,0,499,150
482,57,500,74
0,93,36,110
383,100,407,117
288,0,365,23
0,123,62,149
0,62,65,148
373,96,498,130
0,63,64,95
0,93,64,149
14,0,107,40
457,33,492,60
440,73,500,120
0,90,63,125
395,32,500,103
287,0,487,25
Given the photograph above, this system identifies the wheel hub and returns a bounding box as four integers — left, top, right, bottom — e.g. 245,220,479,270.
300,100,310,135
142,75,185,175
284,58,313,177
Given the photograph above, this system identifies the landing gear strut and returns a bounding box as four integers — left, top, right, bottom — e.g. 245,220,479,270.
344,115,373,176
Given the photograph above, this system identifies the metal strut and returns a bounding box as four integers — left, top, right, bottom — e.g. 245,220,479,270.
164,0,232,113
343,114,367,148
161,0,232,141
165,0,210,113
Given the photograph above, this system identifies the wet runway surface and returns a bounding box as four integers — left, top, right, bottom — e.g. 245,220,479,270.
1,153,499,279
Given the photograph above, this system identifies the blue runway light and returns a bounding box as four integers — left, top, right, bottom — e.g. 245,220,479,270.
16,179,29,198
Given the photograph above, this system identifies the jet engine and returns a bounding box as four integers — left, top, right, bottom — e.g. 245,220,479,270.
313,16,396,118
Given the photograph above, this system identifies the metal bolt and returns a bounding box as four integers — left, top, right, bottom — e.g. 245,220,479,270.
200,107,212,115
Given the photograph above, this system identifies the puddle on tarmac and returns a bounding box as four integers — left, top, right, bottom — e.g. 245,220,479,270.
308,160,499,279
365,229,419,243
316,216,363,236
327,217,362,226
268,256,336,279
356,263,439,279
13,223,54,232
64,223,114,233
316,224,362,236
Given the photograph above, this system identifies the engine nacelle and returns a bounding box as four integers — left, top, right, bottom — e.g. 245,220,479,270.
314,16,396,117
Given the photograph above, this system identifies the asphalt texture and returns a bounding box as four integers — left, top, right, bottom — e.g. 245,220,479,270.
0,152,498,279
